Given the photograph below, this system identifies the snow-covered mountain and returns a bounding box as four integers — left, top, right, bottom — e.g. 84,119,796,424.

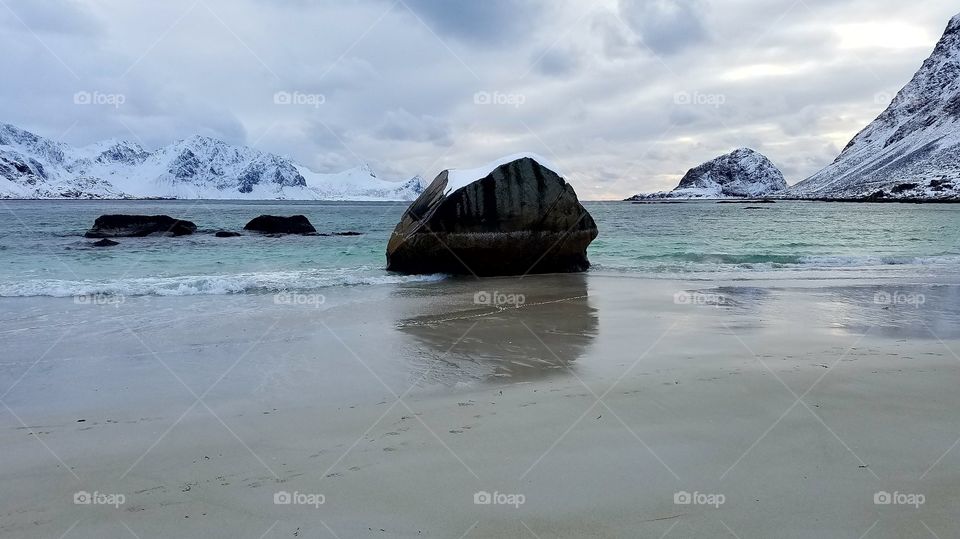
791,14,960,200
0,123,426,200
627,148,787,200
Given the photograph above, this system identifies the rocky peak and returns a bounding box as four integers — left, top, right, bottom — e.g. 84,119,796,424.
0,123,70,166
87,140,150,165
675,148,787,196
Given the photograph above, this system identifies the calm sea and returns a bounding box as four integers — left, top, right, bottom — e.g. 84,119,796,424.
1,200,958,297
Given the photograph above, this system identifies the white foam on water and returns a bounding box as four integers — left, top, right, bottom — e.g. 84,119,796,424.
0,269,448,298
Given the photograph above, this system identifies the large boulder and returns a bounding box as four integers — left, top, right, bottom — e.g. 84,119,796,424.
386,155,598,276
243,215,316,235
84,214,197,238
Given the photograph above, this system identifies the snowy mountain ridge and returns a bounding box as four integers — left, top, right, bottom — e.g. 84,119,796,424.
790,13,960,200
0,123,426,200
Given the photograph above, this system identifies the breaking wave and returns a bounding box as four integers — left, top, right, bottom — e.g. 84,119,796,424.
0,269,448,298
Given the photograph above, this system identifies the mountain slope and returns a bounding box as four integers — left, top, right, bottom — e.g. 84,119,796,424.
791,14,960,200
0,123,425,200
627,148,787,200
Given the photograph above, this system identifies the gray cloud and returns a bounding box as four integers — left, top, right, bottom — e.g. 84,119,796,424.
533,48,580,77
399,0,543,43
1,0,958,198
2,0,102,35
372,108,453,146
618,0,709,55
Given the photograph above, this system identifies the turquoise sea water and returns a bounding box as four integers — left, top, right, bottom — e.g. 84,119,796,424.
0,200,958,296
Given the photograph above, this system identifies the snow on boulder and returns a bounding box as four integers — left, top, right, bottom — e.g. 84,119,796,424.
386,155,598,276
629,148,787,200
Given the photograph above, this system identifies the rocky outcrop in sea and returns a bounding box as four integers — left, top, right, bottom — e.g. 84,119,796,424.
628,148,787,200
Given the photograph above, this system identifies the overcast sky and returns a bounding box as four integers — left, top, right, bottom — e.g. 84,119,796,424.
1,0,957,199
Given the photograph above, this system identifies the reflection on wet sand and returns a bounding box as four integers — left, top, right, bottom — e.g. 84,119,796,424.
677,283,960,340
815,284,960,339
395,274,598,385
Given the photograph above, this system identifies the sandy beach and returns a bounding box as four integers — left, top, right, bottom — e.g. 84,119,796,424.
0,274,958,538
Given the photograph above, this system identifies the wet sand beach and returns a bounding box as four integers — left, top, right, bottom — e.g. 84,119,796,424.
2,274,960,538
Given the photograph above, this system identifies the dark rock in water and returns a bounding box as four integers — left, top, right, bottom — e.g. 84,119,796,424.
84,214,197,238
92,238,119,247
716,199,776,204
334,231,363,236
215,231,242,238
243,215,316,235
386,156,598,276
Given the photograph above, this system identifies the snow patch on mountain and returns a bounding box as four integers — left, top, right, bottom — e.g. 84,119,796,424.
0,123,426,200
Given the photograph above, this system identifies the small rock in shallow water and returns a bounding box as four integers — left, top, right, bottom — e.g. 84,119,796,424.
243,215,316,235
214,231,241,238
85,214,196,238
92,238,119,247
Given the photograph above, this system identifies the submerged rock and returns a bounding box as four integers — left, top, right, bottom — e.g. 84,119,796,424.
215,231,242,238
91,238,119,247
386,155,598,276
84,214,197,238
243,215,316,235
